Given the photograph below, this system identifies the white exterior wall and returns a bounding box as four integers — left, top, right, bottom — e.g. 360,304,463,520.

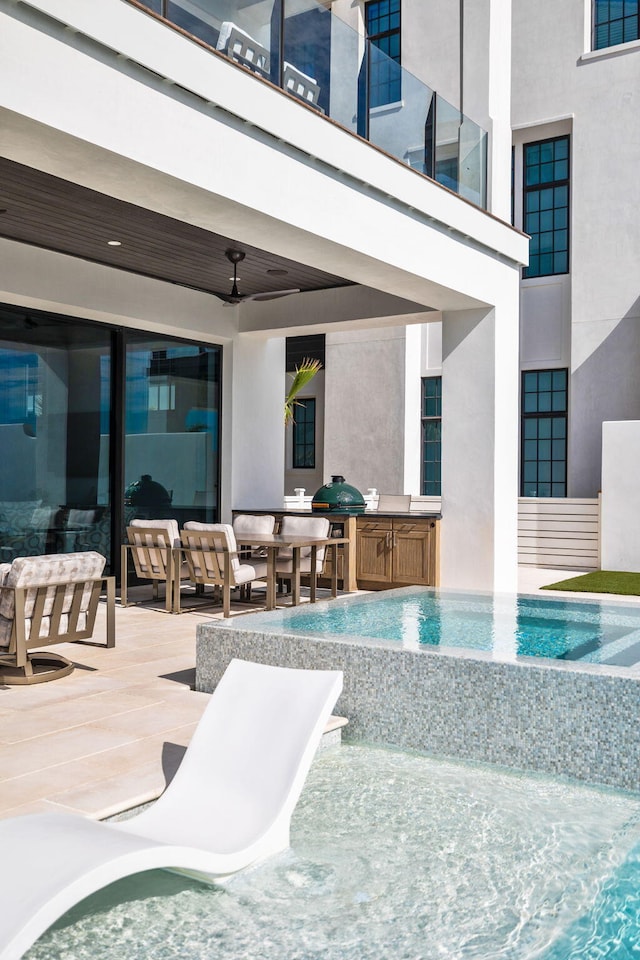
601,421,640,571
323,327,408,495
440,281,520,593
512,0,640,497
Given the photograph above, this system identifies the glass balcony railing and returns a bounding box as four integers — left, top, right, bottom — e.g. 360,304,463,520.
135,0,487,209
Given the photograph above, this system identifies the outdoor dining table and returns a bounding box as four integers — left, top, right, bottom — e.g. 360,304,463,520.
236,532,350,611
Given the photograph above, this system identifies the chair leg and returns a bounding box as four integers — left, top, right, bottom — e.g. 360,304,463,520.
120,544,128,607
105,577,116,647
331,543,339,598
223,584,231,618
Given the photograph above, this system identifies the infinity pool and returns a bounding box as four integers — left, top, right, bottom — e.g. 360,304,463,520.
26,745,640,959
244,589,640,666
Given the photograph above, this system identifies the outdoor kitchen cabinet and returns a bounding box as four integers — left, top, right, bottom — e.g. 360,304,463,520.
356,516,439,589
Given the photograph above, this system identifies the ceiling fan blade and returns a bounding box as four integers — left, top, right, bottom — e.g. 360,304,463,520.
243,288,301,302
212,291,241,304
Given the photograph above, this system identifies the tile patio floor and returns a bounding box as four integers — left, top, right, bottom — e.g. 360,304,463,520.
2,569,639,823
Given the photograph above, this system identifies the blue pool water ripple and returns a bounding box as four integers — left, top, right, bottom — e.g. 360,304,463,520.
270,591,640,665
26,745,640,960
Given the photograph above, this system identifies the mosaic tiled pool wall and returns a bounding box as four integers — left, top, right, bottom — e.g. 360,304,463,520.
196,623,640,792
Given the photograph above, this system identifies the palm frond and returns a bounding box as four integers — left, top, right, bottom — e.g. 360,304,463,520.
284,357,322,425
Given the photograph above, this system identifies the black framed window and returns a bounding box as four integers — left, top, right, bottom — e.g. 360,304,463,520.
523,136,570,279
366,0,401,108
593,0,639,49
421,377,441,496
521,369,568,497
292,398,316,469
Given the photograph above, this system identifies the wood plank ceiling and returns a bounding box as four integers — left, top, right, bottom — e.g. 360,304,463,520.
0,157,351,300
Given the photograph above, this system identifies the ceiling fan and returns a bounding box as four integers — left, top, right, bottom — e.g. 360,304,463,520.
215,249,301,305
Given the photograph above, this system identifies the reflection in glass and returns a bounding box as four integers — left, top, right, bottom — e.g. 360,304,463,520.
124,339,220,529
138,0,488,208
0,307,112,566
0,308,222,571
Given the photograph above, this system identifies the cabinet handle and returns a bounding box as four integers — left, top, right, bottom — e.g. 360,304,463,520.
393,531,397,548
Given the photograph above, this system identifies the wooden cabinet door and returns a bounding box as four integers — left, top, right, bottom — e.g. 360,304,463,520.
392,520,434,585
356,519,392,583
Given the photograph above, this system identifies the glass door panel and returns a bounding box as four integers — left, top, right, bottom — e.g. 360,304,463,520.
0,308,112,566
124,338,221,529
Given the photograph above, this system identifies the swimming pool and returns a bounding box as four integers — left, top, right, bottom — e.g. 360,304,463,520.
25,744,640,959
239,588,640,666
196,587,640,790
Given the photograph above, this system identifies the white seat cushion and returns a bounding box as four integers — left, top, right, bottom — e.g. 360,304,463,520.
182,523,268,584
129,518,180,547
276,516,330,568
183,522,240,575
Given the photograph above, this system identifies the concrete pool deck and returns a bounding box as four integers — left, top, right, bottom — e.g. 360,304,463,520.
1,569,639,822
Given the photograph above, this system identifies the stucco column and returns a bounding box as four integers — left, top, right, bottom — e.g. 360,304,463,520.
463,0,512,220
440,291,519,591
226,335,285,515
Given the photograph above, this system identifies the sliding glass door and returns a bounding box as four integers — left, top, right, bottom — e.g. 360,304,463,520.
0,305,222,572
124,337,220,528
0,307,112,564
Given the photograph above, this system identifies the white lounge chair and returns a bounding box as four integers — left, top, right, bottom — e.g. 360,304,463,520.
0,658,342,960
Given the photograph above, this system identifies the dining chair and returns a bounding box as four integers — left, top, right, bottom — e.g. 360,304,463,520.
121,519,182,613
232,514,276,561
275,515,331,597
178,522,269,617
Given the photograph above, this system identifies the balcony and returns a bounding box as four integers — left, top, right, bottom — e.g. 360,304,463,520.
131,0,488,209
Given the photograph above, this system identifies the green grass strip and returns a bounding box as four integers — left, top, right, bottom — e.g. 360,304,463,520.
541,570,640,596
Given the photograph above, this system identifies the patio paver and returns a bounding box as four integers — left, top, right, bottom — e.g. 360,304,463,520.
2,570,638,823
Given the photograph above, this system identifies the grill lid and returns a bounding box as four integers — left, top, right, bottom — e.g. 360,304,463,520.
311,475,366,513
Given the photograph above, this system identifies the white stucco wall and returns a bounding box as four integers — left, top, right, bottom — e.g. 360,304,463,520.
511,0,640,497
323,327,408,495
601,421,640,571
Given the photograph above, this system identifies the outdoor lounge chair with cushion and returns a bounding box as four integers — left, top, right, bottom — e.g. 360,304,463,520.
177,522,269,616
216,21,271,78
121,519,182,613
283,61,321,107
0,658,343,960
0,551,115,684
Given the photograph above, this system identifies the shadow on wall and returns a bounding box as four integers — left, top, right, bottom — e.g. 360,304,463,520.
570,296,640,498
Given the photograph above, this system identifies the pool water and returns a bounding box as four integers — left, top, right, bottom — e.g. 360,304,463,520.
27,745,640,960
251,590,640,666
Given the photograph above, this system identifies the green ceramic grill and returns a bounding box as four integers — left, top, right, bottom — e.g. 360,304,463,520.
311,475,366,514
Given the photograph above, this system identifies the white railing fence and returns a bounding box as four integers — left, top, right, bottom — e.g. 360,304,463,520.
518,496,600,570
283,491,443,512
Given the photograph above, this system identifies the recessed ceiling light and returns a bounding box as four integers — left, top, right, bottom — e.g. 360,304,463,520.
267,268,289,276
107,240,122,246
